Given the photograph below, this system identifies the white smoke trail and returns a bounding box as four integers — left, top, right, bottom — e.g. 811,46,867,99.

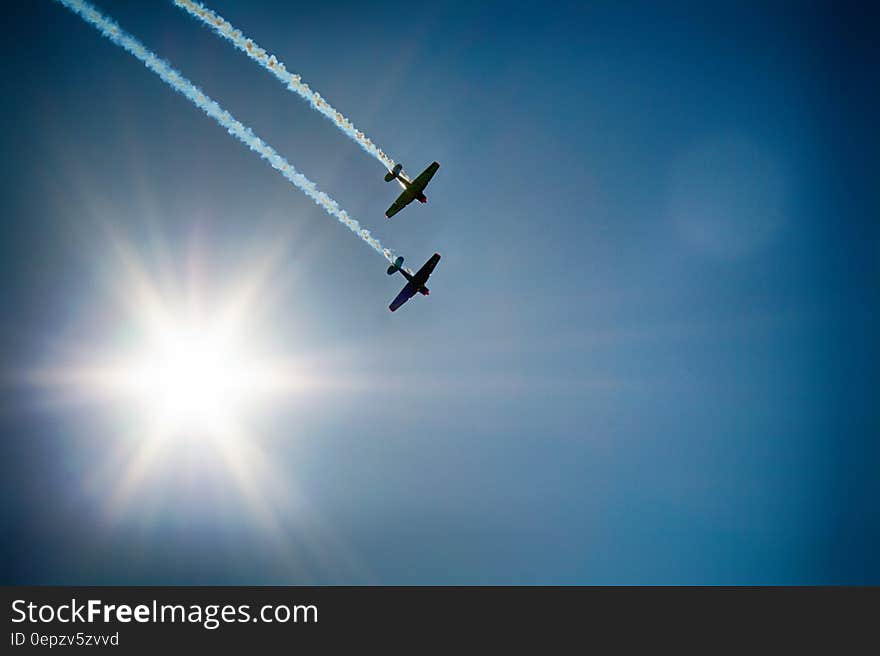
174,0,410,183
54,0,400,264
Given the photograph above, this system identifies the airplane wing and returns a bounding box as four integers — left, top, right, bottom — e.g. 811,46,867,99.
414,253,441,279
410,161,440,193
389,281,417,312
385,195,409,219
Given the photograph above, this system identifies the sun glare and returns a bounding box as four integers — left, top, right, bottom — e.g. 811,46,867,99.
112,316,283,438
23,232,333,534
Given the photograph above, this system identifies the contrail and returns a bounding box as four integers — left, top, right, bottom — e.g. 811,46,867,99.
54,0,400,264
173,0,410,184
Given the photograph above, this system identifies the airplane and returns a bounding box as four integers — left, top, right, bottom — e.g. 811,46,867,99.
386,253,441,312
383,161,440,219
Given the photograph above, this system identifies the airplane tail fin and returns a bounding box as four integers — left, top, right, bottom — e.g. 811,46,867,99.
386,256,404,275
384,163,403,182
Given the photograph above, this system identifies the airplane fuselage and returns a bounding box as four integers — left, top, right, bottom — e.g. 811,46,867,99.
398,267,429,294
398,180,428,204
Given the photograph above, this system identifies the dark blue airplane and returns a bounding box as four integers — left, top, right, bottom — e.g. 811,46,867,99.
386,253,441,312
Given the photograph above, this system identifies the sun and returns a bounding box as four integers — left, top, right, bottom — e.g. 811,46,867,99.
45,228,319,446
22,228,338,523
110,314,284,438
65,254,299,444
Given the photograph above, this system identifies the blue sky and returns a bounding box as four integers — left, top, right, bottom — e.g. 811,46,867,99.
0,0,876,583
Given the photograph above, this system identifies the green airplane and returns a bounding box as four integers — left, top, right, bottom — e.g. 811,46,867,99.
384,161,440,219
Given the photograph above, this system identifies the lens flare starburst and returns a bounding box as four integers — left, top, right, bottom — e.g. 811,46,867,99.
25,231,322,539
97,310,286,440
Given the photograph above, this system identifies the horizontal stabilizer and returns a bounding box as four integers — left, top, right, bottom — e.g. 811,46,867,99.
384,163,403,182
386,256,404,275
